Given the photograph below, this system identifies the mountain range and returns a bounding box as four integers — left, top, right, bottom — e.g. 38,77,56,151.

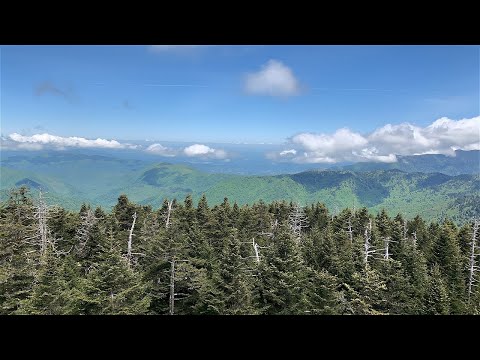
1,150,479,223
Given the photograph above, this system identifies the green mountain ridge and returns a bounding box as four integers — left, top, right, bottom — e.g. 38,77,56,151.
334,150,480,175
1,162,478,223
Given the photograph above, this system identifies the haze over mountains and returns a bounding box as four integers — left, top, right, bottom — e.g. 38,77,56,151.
1,148,478,222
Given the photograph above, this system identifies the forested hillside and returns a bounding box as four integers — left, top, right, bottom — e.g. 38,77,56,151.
1,186,479,315
334,150,480,175
2,163,478,223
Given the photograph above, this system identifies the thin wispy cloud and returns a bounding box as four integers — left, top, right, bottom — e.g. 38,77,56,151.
149,45,211,54
244,59,301,97
143,84,208,88
145,143,177,157
150,45,200,51
35,81,76,102
269,116,480,164
312,87,399,92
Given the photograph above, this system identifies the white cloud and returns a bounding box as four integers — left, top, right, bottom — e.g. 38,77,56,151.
244,59,301,97
184,144,214,156
183,144,228,159
270,116,480,163
280,149,297,156
351,147,398,163
292,128,368,152
7,133,132,150
145,143,176,157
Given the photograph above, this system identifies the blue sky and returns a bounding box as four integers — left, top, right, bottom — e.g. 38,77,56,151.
1,45,479,164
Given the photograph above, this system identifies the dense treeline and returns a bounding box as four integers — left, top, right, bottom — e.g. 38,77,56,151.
1,186,479,315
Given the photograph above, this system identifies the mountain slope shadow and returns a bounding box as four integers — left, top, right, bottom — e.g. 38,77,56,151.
15,178,46,190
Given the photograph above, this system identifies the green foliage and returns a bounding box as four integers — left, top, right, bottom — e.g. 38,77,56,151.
2,161,479,223
1,187,479,315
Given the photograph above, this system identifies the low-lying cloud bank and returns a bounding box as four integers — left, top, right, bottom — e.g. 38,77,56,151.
4,133,138,150
144,143,228,159
269,116,480,163
2,133,229,160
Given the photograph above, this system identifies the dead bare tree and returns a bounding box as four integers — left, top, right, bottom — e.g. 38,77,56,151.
364,219,378,267
468,218,480,302
27,190,58,257
168,258,189,315
35,190,49,255
383,237,397,260
164,200,174,229
288,203,308,242
75,208,98,255
126,212,137,267
169,258,175,315
252,237,260,263
411,231,418,248
347,216,354,243
242,237,270,265
271,218,279,231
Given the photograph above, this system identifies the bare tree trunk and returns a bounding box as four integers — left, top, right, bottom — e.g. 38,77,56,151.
165,200,173,229
383,237,396,260
127,212,137,266
468,218,479,301
35,190,50,256
364,219,376,267
252,238,260,263
347,217,353,243
169,259,175,315
289,203,308,243
75,208,97,255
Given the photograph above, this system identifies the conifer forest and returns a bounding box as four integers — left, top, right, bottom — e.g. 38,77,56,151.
1,186,479,315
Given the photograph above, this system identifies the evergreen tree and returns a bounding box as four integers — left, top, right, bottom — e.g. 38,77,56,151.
0,187,37,314
433,221,466,313
256,222,310,314
83,230,150,314
425,264,450,315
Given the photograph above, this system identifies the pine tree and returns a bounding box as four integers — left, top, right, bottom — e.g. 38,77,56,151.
16,247,65,314
0,187,37,314
256,222,310,314
433,221,466,313
344,266,388,315
425,264,450,315
214,229,256,314
83,230,150,314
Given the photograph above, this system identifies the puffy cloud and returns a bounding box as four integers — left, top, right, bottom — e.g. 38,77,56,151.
145,143,176,157
184,144,228,159
292,128,368,152
244,59,301,97
7,133,132,150
269,116,480,163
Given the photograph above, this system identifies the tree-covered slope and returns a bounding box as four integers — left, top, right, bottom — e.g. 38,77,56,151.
1,162,478,222
2,188,480,315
